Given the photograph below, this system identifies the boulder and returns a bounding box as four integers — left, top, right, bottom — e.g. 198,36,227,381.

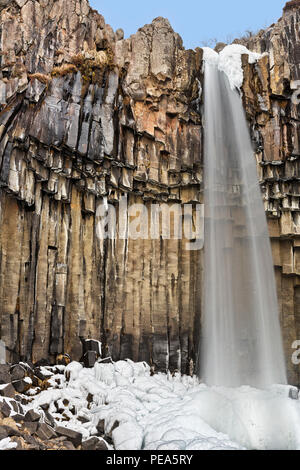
10,364,26,381
22,433,41,449
81,437,109,450
35,423,57,441
0,427,8,440
33,367,51,381
0,365,11,384
43,410,55,428
0,383,15,398
24,409,41,422
289,387,299,400
1,424,21,438
81,339,102,358
96,418,105,435
107,420,119,439
12,378,32,394
83,351,97,368
55,426,82,448
63,441,76,450
23,421,39,433
77,416,89,424
56,354,71,366
9,400,18,413
0,400,11,417
12,414,24,423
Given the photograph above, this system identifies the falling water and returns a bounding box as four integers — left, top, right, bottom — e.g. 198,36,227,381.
201,52,287,388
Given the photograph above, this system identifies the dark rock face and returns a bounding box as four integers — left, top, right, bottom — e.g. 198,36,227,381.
83,351,98,368
81,338,101,367
0,0,299,383
0,0,202,376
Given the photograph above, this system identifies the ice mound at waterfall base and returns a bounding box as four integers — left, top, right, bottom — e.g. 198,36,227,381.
7,360,300,451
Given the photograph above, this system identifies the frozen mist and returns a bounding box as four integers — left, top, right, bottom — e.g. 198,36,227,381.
201,48,287,388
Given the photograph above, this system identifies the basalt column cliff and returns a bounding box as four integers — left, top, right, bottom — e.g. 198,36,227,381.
0,0,299,383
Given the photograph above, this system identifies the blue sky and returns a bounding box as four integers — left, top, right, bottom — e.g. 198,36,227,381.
89,0,286,50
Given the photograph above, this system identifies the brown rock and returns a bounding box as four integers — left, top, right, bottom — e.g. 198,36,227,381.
35,422,57,440
23,421,39,433
0,400,11,418
77,416,89,424
1,424,21,438
0,383,16,398
81,437,109,450
9,400,19,413
55,426,82,448
24,409,41,422
12,379,31,394
43,410,55,428
115,28,124,41
22,433,41,450
56,354,71,366
106,420,119,439
12,414,24,424
96,418,105,435
0,427,8,440
10,364,26,382
0,365,11,384
63,441,76,450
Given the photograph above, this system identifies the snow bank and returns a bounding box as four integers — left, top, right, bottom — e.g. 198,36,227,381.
0,437,17,450
203,44,262,90
18,360,300,451
112,422,144,450
186,385,300,450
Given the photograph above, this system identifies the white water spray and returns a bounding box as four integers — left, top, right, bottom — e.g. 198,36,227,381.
201,47,287,388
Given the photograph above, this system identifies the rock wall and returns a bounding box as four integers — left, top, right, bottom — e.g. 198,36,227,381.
0,0,299,383
0,0,203,374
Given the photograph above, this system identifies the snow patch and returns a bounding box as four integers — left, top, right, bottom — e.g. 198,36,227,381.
0,437,17,450
203,44,262,90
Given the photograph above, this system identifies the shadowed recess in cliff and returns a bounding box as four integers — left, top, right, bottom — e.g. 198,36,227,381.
201,49,287,388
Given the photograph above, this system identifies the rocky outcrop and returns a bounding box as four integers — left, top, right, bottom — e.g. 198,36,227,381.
0,0,202,375
0,0,299,383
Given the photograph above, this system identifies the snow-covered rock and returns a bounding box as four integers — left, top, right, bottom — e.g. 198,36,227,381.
203,44,262,90
6,359,300,451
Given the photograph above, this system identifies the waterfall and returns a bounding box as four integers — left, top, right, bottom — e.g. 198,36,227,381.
201,48,287,388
